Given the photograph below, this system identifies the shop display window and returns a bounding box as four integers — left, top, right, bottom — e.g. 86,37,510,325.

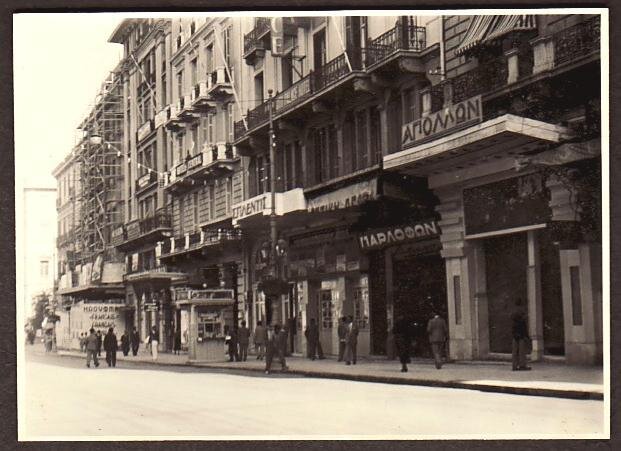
353,287,369,329
320,289,334,329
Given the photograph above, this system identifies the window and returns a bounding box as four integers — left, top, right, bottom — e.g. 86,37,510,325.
355,110,368,171
353,286,369,329
223,26,233,78
453,275,462,325
190,125,199,155
190,58,198,87
208,184,216,220
205,44,214,74
161,72,167,108
227,103,234,143
40,261,49,277
281,54,294,90
193,192,199,227
178,196,185,235
225,177,233,215
320,290,333,329
370,106,381,164
175,134,184,162
206,113,215,145
190,20,196,36
254,73,264,105
176,69,184,100
570,266,583,326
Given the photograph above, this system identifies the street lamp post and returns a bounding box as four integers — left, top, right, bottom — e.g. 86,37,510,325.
268,89,278,281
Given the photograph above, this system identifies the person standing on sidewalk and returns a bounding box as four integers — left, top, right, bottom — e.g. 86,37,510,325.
103,327,118,367
173,327,182,355
85,328,100,368
254,320,267,360
96,330,103,357
148,326,159,360
337,317,348,362
511,302,531,371
265,324,288,374
344,316,359,365
305,318,324,360
427,313,448,369
130,326,140,356
120,331,130,356
237,321,250,362
393,315,414,372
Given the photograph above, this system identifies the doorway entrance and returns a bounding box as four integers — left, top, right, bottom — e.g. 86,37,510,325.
392,252,447,358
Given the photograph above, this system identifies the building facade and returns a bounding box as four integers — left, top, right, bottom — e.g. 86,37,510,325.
54,13,602,365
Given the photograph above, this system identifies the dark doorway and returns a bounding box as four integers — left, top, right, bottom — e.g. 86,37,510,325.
485,233,528,354
392,251,447,358
539,229,565,355
313,28,327,70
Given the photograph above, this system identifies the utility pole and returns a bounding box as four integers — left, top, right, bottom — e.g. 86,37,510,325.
268,89,277,280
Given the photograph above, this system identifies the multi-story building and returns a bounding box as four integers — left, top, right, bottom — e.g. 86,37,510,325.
54,66,127,348
54,13,602,366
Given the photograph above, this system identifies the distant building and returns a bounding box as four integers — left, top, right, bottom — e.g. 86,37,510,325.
21,187,57,323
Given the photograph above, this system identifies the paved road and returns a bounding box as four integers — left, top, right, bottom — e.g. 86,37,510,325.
21,352,604,439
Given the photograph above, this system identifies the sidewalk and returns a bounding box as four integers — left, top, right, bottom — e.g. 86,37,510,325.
53,347,603,400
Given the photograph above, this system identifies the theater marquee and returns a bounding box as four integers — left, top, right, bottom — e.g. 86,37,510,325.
358,220,441,251
402,95,482,149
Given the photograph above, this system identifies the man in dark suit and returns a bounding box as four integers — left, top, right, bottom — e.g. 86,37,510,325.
393,315,414,372
103,327,118,367
130,326,140,356
427,313,448,369
344,316,359,365
305,318,324,360
337,317,347,361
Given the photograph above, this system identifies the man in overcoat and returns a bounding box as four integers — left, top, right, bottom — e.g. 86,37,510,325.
427,313,448,369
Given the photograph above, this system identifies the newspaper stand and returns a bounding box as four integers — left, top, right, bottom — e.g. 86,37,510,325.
175,288,235,362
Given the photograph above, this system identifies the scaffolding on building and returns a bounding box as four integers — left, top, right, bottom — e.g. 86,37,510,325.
73,65,125,266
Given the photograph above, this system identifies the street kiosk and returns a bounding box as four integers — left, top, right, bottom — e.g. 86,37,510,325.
174,288,235,362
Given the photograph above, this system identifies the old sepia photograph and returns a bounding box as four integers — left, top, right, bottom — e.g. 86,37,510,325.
13,9,609,441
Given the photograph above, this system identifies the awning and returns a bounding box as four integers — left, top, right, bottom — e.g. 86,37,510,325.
455,15,536,56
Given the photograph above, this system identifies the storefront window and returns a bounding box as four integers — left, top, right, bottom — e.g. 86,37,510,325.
353,286,369,329
320,289,333,329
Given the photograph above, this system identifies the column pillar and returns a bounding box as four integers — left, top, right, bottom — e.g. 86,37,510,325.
526,230,544,361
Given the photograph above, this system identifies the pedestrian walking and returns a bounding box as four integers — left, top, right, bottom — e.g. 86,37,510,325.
344,316,359,365
120,331,130,356
337,317,348,361
103,327,118,367
254,320,267,360
148,326,159,360
96,330,103,357
393,315,414,372
173,327,182,355
265,324,288,374
225,326,239,362
511,301,531,371
79,332,86,353
304,318,324,360
130,326,140,356
85,328,100,368
237,321,250,362
427,312,448,369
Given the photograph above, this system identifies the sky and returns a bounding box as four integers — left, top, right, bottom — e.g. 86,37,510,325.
14,13,125,189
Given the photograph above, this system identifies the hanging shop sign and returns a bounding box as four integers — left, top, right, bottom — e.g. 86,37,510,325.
463,173,551,236
187,152,203,171
402,95,482,149
358,220,441,251
307,179,378,213
232,193,270,221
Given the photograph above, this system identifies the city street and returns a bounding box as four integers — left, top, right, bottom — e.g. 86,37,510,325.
22,350,604,439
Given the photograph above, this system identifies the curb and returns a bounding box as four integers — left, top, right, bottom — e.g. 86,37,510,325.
54,351,603,401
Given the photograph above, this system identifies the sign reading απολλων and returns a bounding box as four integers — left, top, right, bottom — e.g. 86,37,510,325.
401,95,482,149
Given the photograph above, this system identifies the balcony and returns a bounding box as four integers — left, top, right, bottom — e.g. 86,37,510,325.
207,67,233,102
243,17,271,64
164,104,185,132
553,16,600,68
135,171,158,194
364,25,427,71
56,231,74,248
191,78,218,111
235,50,367,148
116,210,172,251
159,228,243,260
165,143,239,193
137,118,155,142
123,264,187,283
177,94,200,122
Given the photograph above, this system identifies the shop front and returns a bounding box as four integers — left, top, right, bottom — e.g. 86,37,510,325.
385,109,601,364
358,220,445,357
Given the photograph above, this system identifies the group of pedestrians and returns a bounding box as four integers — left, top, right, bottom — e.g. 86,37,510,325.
393,312,448,373
225,321,289,374
82,326,143,369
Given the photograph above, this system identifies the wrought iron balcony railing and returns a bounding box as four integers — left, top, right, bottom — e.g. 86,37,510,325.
365,25,426,67
243,18,271,57
553,16,600,66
